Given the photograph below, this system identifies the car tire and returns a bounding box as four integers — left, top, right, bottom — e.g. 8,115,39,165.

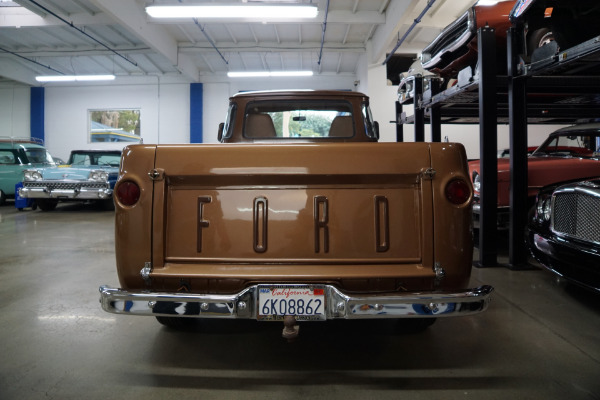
0,189,5,206
96,198,115,211
36,199,59,212
527,28,555,54
396,318,436,334
155,316,199,330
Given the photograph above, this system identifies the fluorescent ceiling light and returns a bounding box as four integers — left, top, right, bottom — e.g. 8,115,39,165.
146,4,318,19
227,71,314,78
36,75,116,82
476,0,500,5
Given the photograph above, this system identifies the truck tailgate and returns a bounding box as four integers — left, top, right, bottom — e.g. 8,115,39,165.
151,143,434,281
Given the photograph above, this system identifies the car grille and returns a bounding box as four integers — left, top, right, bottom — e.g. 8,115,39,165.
553,191,600,243
422,11,472,60
24,181,108,190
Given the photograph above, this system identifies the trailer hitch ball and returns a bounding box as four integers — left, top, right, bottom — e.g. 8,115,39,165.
282,315,299,341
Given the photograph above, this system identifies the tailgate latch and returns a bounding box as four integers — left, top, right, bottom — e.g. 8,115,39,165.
140,262,153,285
421,168,436,180
148,168,165,181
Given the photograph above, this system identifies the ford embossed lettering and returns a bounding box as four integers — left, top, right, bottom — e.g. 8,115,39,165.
258,285,325,321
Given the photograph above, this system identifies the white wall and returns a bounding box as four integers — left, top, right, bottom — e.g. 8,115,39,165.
43,81,189,160
0,86,30,138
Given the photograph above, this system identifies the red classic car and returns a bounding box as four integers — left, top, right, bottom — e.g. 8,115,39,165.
469,123,600,228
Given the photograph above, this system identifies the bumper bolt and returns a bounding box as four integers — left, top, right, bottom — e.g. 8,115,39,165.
200,302,209,311
237,301,247,311
148,301,156,309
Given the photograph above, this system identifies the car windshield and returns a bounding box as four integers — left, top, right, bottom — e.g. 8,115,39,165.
531,133,600,158
243,100,355,139
25,148,54,164
69,152,121,167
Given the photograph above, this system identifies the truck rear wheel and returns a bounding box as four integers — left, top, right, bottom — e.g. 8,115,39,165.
397,318,436,333
155,316,199,330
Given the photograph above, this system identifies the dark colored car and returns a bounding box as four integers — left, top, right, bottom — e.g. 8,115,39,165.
510,0,600,52
527,178,600,293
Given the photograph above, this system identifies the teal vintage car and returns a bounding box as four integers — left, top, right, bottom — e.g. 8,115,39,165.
19,149,121,211
0,138,55,205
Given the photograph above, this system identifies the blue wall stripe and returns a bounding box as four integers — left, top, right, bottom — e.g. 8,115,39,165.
30,87,45,143
190,83,203,143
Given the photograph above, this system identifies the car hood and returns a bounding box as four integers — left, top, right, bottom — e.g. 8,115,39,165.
40,165,119,180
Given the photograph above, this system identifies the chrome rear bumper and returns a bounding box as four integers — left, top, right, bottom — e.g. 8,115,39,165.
99,284,493,320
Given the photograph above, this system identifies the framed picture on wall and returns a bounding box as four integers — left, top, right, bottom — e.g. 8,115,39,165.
88,109,141,143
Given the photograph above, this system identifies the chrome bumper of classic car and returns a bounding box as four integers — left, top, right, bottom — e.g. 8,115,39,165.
99,284,493,320
19,184,112,199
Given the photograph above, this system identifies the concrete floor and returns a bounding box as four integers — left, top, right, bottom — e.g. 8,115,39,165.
0,201,599,400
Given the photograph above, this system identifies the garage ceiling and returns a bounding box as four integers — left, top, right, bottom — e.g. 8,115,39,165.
0,0,476,86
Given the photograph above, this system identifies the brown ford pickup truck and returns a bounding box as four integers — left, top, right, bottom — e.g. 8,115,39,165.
99,90,492,337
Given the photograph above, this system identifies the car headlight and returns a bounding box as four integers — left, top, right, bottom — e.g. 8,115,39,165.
535,194,552,223
89,170,109,182
23,170,43,181
472,172,481,193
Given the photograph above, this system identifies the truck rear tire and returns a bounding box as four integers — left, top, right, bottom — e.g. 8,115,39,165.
155,316,199,330
397,318,437,333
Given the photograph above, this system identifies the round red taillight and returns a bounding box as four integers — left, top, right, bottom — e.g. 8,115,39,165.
116,181,140,206
445,179,471,205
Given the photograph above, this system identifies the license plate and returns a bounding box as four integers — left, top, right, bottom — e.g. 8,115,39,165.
257,285,326,321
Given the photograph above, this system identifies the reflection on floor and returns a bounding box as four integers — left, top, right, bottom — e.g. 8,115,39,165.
0,202,598,400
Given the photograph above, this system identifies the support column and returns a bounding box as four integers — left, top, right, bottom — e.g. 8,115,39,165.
395,101,404,142
413,76,425,142
190,83,203,143
475,27,498,268
30,87,45,143
429,78,442,142
507,27,529,268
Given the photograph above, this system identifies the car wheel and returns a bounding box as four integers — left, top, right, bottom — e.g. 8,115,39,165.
36,199,59,212
396,318,436,334
528,28,555,54
155,316,199,330
100,198,115,211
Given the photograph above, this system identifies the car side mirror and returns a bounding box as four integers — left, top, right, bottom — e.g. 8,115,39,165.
217,123,224,142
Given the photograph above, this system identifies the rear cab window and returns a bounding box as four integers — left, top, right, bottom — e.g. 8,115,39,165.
243,100,355,140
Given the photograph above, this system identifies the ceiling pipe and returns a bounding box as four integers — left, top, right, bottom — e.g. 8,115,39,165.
383,0,437,65
25,0,138,68
0,45,64,75
317,0,330,66
193,19,229,66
